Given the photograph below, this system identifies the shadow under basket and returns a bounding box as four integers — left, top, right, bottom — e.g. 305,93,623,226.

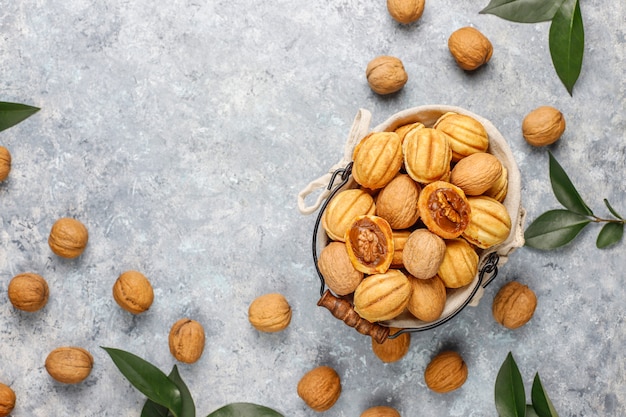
307,106,526,344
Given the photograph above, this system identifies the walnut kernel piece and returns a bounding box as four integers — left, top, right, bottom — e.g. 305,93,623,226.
371,327,410,363
417,181,471,239
403,127,452,184
321,188,376,242
434,112,489,161
0,383,16,417
437,238,479,288
522,106,566,146
407,275,446,322
463,196,512,249
318,242,364,296
353,269,411,322
48,217,89,258
492,281,537,329
0,146,11,182
375,174,421,230
345,215,394,274
424,350,468,393
361,406,402,417
387,0,425,24
352,131,404,190
297,365,342,412
448,26,493,71
366,56,408,95
8,272,49,312
169,318,206,363
248,293,292,333
45,347,94,384
402,229,446,280
112,270,154,314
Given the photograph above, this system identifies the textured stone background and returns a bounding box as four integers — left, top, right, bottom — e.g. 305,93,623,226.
0,1,624,416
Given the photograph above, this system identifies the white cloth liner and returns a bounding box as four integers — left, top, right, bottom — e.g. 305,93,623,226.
298,106,526,331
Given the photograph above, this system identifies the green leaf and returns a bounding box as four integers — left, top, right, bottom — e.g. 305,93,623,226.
549,0,584,95
0,102,40,133
604,199,624,220
480,0,564,23
143,366,195,417
524,209,590,249
596,222,624,249
549,152,592,216
495,353,527,417
102,347,183,417
531,373,560,417
206,403,284,417
527,405,541,417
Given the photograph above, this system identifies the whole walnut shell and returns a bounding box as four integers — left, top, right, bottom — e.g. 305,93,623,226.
297,365,341,412
424,350,468,393
353,269,411,322
463,196,512,249
112,270,154,314
387,0,425,24
450,152,503,196
352,131,404,190
48,217,89,258
375,174,421,230
322,188,376,242
403,128,452,184
45,346,94,384
371,327,410,363
448,26,493,71
318,242,364,296
522,106,566,146
0,383,16,417
169,318,206,363
437,238,478,288
434,112,489,162
493,281,537,329
361,405,402,417
248,293,292,332
0,146,11,182
402,229,446,280
366,56,408,95
8,272,49,312
407,275,446,322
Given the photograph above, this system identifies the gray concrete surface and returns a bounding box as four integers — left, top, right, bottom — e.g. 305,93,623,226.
0,0,624,416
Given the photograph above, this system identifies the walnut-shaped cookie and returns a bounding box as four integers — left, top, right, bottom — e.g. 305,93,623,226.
417,181,471,239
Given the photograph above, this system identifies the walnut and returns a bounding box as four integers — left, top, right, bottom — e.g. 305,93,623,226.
402,229,446,280
387,0,425,24
375,174,421,230
450,152,503,196
492,281,537,329
403,128,452,184
0,146,11,182
48,217,89,258
345,215,394,274
424,350,468,393
407,275,446,322
7,272,49,312
353,269,411,322
463,196,512,249
522,106,566,146
361,405,402,417
366,56,408,95
297,365,341,412
45,346,94,384
248,293,292,333
448,26,493,71
112,270,154,314
318,242,364,296
417,181,471,240
371,328,410,363
169,318,205,363
0,383,16,417
322,188,376,242
352,131,404,190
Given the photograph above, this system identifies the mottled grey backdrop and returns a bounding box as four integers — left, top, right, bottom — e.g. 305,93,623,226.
0,0,624,416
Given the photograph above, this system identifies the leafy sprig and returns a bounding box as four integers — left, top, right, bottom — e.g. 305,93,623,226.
480,0,584,95
524,152,624,250
495,352,560,417
102,347,284,417
0,101,40,132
